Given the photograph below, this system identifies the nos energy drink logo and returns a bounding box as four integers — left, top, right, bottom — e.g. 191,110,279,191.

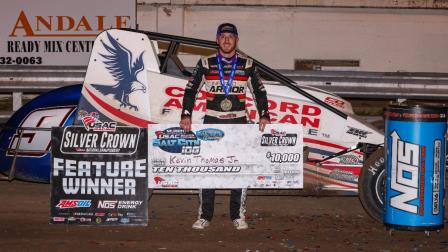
153,127,201,154
389,131,423,215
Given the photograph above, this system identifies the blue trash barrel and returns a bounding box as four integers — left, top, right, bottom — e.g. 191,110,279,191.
384,104,447,231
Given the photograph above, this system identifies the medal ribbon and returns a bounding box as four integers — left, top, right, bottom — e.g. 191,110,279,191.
217,53,237,96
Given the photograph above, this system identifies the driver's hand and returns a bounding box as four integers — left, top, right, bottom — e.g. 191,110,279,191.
180,116,192,132
259,117,270,132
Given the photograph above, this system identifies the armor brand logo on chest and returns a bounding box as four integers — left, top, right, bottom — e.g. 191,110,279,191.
209,86,245,93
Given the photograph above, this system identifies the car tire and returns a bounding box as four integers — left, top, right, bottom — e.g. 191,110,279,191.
358,147,385,222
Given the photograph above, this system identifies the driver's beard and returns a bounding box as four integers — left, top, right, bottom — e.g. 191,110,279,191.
220,44,237,55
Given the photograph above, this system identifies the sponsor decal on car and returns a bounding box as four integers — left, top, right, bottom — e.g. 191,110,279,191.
324,97,345,109
339,154,362,165
346,126,372,139
329,169,358,183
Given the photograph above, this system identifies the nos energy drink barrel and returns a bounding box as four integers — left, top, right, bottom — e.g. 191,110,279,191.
384,104,447,231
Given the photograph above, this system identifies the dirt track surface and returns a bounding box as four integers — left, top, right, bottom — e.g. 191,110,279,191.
0,181,447,252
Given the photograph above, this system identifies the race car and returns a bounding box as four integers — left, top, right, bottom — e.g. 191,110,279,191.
0,29,385,221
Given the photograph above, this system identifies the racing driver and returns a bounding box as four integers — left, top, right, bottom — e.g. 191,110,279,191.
180,23,270,230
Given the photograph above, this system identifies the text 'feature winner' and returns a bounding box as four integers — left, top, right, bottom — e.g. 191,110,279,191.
50,126,148,226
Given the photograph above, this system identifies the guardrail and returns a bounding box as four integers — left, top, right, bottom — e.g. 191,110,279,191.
282,70,448,100
1,66,448,122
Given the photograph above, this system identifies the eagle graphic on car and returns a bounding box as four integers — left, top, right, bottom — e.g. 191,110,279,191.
90,32,146,111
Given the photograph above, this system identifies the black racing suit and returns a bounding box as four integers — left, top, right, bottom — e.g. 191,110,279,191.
181,52,270,221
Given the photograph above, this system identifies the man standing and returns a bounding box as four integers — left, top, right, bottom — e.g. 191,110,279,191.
179,23,270,230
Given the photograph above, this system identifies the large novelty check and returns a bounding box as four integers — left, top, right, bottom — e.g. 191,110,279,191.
148,124,303,189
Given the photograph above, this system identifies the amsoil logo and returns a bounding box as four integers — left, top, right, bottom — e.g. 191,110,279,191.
56,199,91,209
389,131,422,214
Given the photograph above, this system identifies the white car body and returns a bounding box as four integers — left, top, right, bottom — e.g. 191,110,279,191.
75,29,384,192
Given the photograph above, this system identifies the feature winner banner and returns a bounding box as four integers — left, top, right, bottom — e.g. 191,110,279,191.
148,124,303,189
1,0,136,66
50,126,148,226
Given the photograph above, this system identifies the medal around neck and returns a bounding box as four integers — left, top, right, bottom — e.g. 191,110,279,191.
220,98,233,111
217,53,237,96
